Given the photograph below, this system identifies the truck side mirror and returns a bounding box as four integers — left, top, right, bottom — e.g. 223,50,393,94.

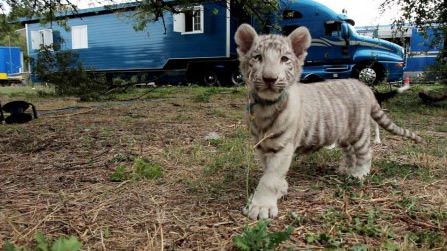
341,23,349,39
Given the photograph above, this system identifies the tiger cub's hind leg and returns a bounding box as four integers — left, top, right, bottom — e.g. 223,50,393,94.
373,119,381,144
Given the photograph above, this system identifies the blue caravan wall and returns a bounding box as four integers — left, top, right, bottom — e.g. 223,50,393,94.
406,28,440,72
0,47,21,74
27,2,229,71
356,25,441,74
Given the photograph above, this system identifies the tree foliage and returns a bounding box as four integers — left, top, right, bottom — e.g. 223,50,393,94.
1,0,80,34
2,0,278,35
380,0,447,83
380,0,446,49
113,0,278,34
31,45,108,100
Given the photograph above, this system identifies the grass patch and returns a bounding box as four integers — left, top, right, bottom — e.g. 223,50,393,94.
110,157,163,181
173,114,192,121
192,86,244,103
405,230,447,249
232,220,295,250
0,85,54,96
371,160,428,182
305,232,341,249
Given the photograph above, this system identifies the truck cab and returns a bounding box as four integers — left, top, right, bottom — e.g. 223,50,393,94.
278,0,405,85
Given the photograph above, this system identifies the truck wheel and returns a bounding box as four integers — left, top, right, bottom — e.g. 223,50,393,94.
203,71,219,86
353,63,384,86
231,70,244,87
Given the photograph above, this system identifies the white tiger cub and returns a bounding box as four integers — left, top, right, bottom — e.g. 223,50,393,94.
235,24,423,220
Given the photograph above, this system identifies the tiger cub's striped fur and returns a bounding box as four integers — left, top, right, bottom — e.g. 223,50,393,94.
235,24,423,220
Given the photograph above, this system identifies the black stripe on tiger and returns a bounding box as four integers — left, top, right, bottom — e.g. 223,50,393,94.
256,144,284,154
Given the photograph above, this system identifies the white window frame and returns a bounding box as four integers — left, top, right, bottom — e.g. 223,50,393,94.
173,5,204,35
72,25,89,49
31,29,53,50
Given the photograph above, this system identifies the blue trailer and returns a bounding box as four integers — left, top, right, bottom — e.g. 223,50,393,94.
356,25,441,78
405,28,440,77
22,0,404,86
0,47,23,86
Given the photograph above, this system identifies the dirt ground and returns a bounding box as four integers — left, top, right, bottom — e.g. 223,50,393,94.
1,87,446,250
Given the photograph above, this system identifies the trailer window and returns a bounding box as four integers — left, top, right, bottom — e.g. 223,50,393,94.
72,25,88,49
324,22,341,37
173,6,204,34
31,29,53,50
282,25,301,36
282,10,303,19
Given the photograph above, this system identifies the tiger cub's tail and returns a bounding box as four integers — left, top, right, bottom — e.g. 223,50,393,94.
370,102,424,143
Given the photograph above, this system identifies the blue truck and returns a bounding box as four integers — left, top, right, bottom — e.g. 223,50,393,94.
357,25,441,78
0,47,23,86
22,0,404,86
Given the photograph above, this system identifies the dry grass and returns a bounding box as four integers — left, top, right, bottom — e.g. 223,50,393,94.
0,86,446,250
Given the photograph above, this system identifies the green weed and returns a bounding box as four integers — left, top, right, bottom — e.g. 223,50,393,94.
352,210,382,237
232,220,295,251
103,228,111,239
305,232,340,248
406,230,447,249
125,112,147,119
192,92,211,103
349,243,369,251
333,176,364,200
110,165,127,181
110,157,163,181
394,196,427,219
173,114,192,121
100,129,113,137
80,135,94,148
288,212,310,227
380,241,399,250
111,153,138,163
3,232,82,251
133,158,163,179
207,108,226,117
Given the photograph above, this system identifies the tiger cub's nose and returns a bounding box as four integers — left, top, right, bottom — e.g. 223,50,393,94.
262,76,278,86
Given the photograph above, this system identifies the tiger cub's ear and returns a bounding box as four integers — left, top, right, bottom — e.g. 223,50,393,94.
288,27,311,61
235,24,258,57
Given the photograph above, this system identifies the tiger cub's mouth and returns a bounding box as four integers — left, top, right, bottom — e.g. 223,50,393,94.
254,80,287,94
252,83,287,102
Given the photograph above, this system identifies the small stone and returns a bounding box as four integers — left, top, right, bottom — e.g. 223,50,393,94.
204,132,224,141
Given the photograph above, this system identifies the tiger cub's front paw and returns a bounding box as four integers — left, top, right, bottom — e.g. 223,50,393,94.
243,194,278,219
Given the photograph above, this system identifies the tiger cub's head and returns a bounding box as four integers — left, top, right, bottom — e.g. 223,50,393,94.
235,24,311,100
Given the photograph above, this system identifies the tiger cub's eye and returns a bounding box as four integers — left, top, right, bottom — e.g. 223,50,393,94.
254,55,263,61
281,56,289,63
